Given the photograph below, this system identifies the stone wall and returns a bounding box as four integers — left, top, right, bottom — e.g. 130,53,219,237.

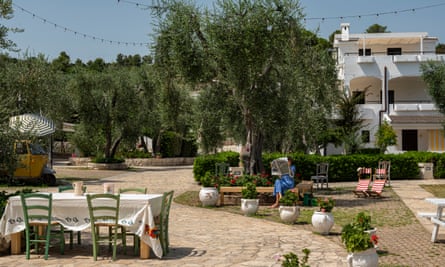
69,157,195,167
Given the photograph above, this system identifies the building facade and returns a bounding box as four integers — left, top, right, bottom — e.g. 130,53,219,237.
333,23,445,153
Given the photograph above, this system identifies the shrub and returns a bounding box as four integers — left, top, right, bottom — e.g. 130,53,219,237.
241,182,258,199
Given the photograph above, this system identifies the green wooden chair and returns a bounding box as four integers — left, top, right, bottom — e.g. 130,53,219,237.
158,190,174,255
118,187,147,255
58,184,87,248
86,193,124,261
118,187,147,194
20,192,66,260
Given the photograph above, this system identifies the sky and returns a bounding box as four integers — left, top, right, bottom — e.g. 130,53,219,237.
2,0,445,63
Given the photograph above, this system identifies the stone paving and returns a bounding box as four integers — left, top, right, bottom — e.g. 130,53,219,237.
0,165,445,266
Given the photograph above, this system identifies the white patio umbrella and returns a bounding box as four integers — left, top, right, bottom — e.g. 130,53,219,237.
9,113,56,137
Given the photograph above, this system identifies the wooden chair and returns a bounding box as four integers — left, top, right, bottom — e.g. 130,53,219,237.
58,184,87,248
373,160,391,186
157,190,174,255
86,193,124,261
310,163,329,189
119,187,147,194
353,178,372,198
20,192,66,260
366,179,387,198
118,187,148,255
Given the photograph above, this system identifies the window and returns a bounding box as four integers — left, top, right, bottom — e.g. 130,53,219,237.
387,48,402,55
361,130,370,143
358,49,371,56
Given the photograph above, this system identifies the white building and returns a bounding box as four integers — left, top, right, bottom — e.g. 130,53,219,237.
333,23,445,153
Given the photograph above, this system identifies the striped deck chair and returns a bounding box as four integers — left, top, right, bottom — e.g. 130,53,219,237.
367,179,387,197
353,178,371,197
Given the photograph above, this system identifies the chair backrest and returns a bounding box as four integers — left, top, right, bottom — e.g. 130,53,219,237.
58,184,87,193
375,160,390,180
357,167,372,179
159,190,174,254
215,163,229,176
86,194,120,226
119,187,147,194
20,192,53,226
316,163,329,176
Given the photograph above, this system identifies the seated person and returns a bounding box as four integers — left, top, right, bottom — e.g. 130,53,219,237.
270,157,296,208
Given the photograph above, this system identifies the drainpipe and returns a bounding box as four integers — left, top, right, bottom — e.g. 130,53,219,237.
379,66,388,125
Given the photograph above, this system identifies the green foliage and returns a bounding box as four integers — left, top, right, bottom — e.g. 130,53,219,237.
241,182,258,199
192,151,239,182
92,157,125,164
219,173,274,187
375,121,397,153
118,150,153,159
317,197,335,212
200,172,218,188
421,61,445,115
279,190,299,206
341,212,378,253
281,248,311,267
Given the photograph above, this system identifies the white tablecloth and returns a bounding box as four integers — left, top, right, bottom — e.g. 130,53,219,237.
0,193,164,258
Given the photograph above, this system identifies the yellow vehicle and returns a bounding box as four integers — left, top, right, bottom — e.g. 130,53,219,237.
13,140,57,185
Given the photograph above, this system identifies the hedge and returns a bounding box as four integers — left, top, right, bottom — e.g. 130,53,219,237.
193,151,445,184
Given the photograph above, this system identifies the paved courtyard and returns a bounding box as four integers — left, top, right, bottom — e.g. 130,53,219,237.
0,165,445,266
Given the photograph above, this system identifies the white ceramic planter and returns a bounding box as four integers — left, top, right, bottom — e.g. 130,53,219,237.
347,248,379,267
199,187,219,206
241,198,259,216
279,206,300,223
311,211,334,235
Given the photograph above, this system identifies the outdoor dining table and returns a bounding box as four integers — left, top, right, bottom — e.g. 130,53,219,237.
424,198,445,242
0,192,164,259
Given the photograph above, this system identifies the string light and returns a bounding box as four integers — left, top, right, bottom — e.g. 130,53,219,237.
12,3,150,47
11,1,445,46
303,3,445,22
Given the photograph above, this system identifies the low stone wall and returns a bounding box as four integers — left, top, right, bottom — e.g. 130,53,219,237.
125,157,195,166
69,157,194,167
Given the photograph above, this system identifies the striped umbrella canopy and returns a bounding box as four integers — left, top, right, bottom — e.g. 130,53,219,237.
9,113,55,137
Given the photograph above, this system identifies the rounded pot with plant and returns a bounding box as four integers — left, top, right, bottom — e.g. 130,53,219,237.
240,182,259,216
198,172,219,206
311,197,335,235
341,213,379,267
279,190,300,223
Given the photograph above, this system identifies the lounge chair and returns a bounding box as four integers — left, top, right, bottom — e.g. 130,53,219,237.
373,160,390,186
353,178,371,198
366,179,387,197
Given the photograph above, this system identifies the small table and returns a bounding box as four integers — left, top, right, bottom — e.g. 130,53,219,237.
424,198,445,242
0,193,164,259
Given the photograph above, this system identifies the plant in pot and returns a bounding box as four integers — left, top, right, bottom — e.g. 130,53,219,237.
278,190,300,223
240,182,259,216
341,214,379,267
353,211,377,235
311,197,335,235
198,172,220,206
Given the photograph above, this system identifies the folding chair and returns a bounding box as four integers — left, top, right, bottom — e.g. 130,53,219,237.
353,178,371,198
366,179,387,197
373,160,390,186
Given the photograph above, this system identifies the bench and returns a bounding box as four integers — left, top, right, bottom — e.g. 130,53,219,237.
417,212,441,219
218,181,314,206
219,186,274,206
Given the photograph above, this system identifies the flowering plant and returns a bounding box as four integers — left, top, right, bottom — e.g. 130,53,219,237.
317,197,335,212
341,212,379,252
200,172,219,188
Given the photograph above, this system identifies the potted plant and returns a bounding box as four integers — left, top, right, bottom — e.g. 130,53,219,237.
279,190,300,223
311,197,335,235
341,215,379,267
275,248,310,267
240,182,259,216
198,172,219,206
354,211,377,235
